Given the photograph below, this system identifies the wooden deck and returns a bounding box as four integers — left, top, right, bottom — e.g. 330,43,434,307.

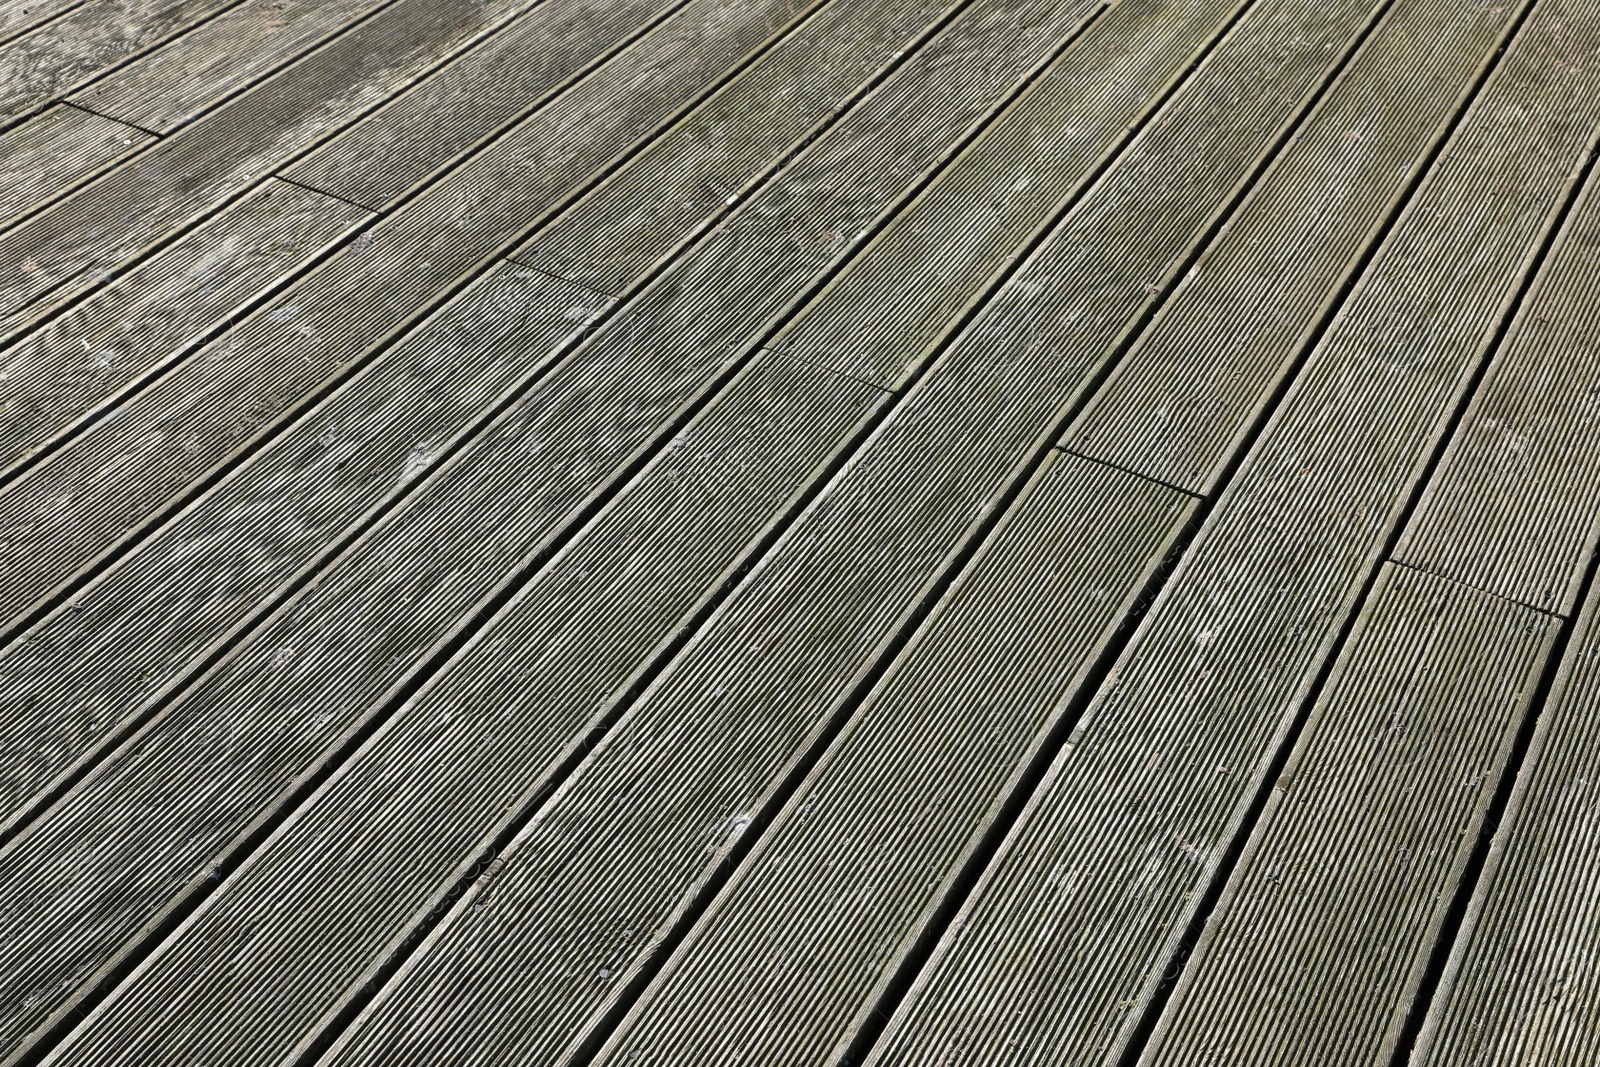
0,0,1597,1062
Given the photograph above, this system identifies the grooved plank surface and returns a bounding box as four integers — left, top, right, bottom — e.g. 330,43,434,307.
70,0,407,132
1414,572,1600,1066
528,0,1241,301
42,353,887,1067
0,105,152,225
0,179,371,472
7,0,1600,1061
867,1,1600,1062
1394,170,1600,616
1066,0,1524,494
597,455,1194,1067
0,0,1109,1045
0,0,670,326
316,0,1423,1058
0,0,994,827
1140,564,1557,1066
0,264,607,1054
0,0,835,631
767,0,1250,390
0,0,242,126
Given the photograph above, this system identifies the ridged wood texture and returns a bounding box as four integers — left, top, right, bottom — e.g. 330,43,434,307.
1413,576,1600,1066
0,0,1015,826
69,0,406,133
0,0,676,325
314,0,1434,1060
0,0,1108,1050
536,0,1246,303
38,354,887,1067
1066,0,1524,494
0,179,371,472
0,0,243,126
0,105,151,224
1139,564,1557,1065
1394,162,1600,617
0,0,846,631
594,456,1194,1067
867,0,1600,1061
1401,143,1600,1067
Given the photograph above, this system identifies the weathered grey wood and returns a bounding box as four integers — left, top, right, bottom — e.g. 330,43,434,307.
0,0,846,631
525,0,1242,302
0,0,243,127
1412,574,1600,1066
592,455,1193,1067
0,0,93,48
38,354,888,1067
0,263,609,1058
285,0,1440,1060
70,0,409,133
1394,168,1600,616
0,0,1108,1051
0,0,984,800
1067,0,1528,495
0,0,668,326
0,105,152,227
865,3,1600,1062
1137,564,1556,1066
0,179,370,471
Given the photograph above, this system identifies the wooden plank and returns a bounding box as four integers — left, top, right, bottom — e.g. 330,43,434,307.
0,179,371,470
0,105,152,227
280,0,1445,1060
69,0,411,134
519,0,1241,299
1413,575,1600,1066
0,263,611,1058
281,0,989,215
0,0,1028,776
0,0,93,49
1136,564,1557,1065
0,0,1109,1050
864,3,1600,1063
0,0,245,127
0,0,673,325
38,354,888,1067
0,0,852,628
592,455,1193,1067
1066,0,1528,495
1394,170,1600,616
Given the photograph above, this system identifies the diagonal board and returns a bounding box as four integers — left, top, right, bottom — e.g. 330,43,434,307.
67,0,411,134
1412,570,1600,1065
0,0,849,627
0,105,153,225
0,0,683,320
0,180,372,470
0,0,249,127
0,0,1114,1052
579,0,1548,1049
1393,164,1600,617
300,0,1428,1061
591,456,1195,1067
865,1,1600,1062
1067,0,1535,495
1398,159,1600,1066
1136,564,1557,1065
0,0,976,488
37,355,888,1067
520,0,1235,300
0,0,1088,836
